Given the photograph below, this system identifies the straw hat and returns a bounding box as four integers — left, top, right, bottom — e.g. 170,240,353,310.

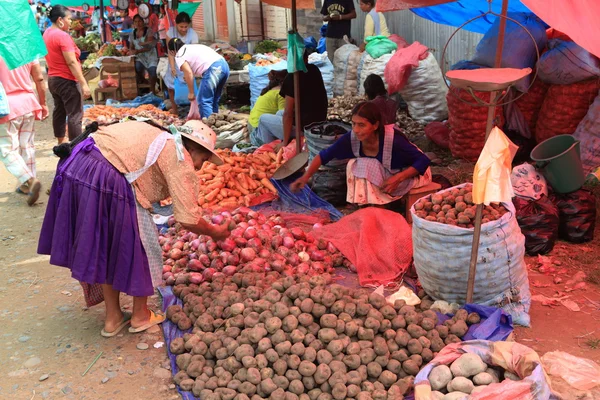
182,120,223,165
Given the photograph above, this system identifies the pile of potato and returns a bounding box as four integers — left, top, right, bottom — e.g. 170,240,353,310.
202,111,249,135
82,104,183,127
413,185,508,228
327,95,365,124
166,270,483,399
427,351,517,399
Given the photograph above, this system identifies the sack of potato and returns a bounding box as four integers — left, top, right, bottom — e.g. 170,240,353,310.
414,340,553,400
411,183,531,327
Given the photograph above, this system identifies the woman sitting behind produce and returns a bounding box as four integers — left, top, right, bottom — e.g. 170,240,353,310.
43,5,91,144
291,102,431,205
39,120,229,337
129,14,158,95
364,74,397,125
249,70,288,146
168,38,230,119
165,12,199,115
358,0,390,52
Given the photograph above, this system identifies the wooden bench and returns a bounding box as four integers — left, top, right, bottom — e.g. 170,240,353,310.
405,182,442,223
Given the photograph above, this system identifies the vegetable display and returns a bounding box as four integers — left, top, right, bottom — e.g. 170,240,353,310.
195,150,283,209
254,40,282,55
327,95,365,124
412,185,509,228
83,105,183,127
202,111,249,135
74,33,102,53
161,207,483,398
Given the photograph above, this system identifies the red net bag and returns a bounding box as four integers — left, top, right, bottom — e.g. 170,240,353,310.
514,77,549,136
447,86,505,161
535,79,600,143
314,208,412,287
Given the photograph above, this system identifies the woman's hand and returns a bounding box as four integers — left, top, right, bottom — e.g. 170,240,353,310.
41,105,49,120
381,174,405,194
209,223,230,242
171,67,178,77
290,176,309,193
187,92,195,102
81,83,91,99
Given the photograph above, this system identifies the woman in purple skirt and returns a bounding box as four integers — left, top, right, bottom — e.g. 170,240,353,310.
39,120,229,337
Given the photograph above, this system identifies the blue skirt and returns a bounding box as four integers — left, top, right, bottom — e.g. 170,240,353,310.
38,137,154,297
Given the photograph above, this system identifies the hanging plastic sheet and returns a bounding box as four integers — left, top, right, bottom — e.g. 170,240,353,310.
0,0,48,69
287,32,307,74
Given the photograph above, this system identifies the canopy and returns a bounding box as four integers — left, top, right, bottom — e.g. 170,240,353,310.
376,0,600,59
0,0,47,69
258,0,315,10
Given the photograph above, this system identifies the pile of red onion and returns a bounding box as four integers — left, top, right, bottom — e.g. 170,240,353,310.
160,207,354,286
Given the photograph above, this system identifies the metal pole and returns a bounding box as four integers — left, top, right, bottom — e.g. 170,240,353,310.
259,0,265,39
291,0,302,155
100,0,106,43
466,0,509,304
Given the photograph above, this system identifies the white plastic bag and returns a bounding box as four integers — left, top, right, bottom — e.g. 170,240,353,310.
511,162,548,200
332,44,359,97
309,52,334,99
358,52,394,96
541,351,600,392
573,89,600,175
411,183,531,326
399,53,448,124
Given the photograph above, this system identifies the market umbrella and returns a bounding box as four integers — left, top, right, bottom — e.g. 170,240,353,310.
258,0,316,178
0,0,47,69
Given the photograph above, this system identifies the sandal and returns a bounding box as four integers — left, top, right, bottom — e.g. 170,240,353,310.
128,310,166,333
101,313,132,338
16,185,29,195
27,179,42,206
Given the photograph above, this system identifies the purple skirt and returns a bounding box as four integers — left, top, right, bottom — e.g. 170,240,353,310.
38,137,154,297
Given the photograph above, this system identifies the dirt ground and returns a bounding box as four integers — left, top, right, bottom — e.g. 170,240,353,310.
1,94,599,400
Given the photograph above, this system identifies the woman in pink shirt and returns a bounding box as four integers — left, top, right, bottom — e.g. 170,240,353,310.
0,58,48,206
43,5,91,144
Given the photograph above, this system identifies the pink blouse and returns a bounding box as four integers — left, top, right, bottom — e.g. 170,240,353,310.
0,58,42,124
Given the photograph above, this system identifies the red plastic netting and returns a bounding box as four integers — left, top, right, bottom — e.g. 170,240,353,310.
514,77,550,137
313,208,413,287
535,79,600,143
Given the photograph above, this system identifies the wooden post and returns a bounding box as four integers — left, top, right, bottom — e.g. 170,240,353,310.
291,0,302,155
466,0,509,304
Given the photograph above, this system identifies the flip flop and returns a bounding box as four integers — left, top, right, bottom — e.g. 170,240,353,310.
128,310,166,333
27,179,42,206
16,186,29,195
101,313,132,338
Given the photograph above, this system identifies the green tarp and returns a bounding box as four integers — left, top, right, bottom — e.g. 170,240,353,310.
0,0,47,69
287,32,307,74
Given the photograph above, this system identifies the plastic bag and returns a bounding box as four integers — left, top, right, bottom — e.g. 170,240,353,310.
411,183,531,326
574,89,600,174
314,208,413,287
504,128,536,165
311,168,348,207
248,60,287,108
287,32,307,74
472,12,547,92
187,100,201,120
414,340,553,400
399,53,448,124
384,41,428,93
538,39,600,85
424,121,450,149
535,79,600,143
332,44,360,97
365,35,398,59
513,195,559,255
304,121,351,169
0,82,9,118
358,52,394,97
308,52,334,99
387,34,409,50
541,351,600,391
551,189,596,243
510,162,548,200
173,76,197,106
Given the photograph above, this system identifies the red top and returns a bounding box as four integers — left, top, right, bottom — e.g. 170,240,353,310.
43,27,81,81
0,59,42,123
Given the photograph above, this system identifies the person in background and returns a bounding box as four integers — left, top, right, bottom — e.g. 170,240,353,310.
148,6,160,35
38,8,50,35
165,12,199,114
157,6,170,48
119,9,134,46
0,57,47,206
128,0,138,17
251,50,328,146
168,39,230,118
91,6,100,31
364,74,397,125
43,5,91,144
39,120,229,337
130,15,158,95
321,0,356,62
291,102,431,206
358,0,390,52
248,70,288,146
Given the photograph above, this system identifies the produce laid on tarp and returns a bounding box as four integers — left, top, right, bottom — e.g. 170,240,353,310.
195,150,283,209
83,104,183,127
202,111,250,149
82,43,124,71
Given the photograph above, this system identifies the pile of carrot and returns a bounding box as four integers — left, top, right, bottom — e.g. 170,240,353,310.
197,149,284,209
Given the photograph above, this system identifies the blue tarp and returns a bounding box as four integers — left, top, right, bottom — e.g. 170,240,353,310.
411,0,533,34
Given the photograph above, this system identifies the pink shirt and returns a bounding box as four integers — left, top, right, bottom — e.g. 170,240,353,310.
0,58,41,123
43,27,81,81
175,44,223,77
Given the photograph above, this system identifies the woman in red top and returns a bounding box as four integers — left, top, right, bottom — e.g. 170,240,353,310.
43,5,91,144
